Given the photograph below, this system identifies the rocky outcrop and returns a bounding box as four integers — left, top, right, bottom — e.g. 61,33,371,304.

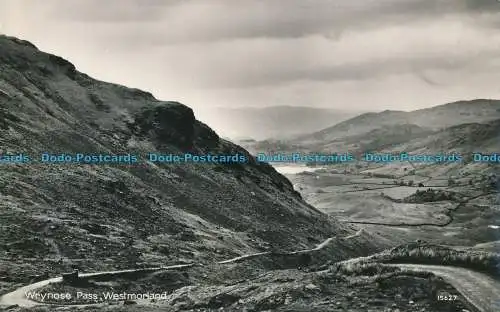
132,102,198,150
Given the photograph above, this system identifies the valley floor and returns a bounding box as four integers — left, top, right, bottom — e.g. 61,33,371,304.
281,165,500,248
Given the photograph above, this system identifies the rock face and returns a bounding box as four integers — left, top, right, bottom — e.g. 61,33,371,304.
0,35,378,288
132,102,198,150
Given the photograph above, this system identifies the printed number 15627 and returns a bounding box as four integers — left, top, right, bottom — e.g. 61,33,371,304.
437,294,458,301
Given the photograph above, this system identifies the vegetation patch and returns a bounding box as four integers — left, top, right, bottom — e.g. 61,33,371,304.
402,189,462,203
373,242,500,276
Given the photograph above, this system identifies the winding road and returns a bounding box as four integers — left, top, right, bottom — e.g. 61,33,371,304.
387,264,500,312
1,230,499,312
0,264,194,308
0,232,359,308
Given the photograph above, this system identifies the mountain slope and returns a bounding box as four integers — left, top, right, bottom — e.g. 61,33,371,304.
300,99,500,143
320,123,434,154
372,118,500,178
241,123,435,156
390,119,500,154
0,35,377,292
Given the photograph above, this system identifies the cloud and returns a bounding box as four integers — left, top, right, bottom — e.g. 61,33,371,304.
129,18,499,89
462,0,500,11
414,71,446,87
194,51,500,88
2,0,500,114
5,0,500,45
87,0,433,44
68,0,500,45
46,0,171,22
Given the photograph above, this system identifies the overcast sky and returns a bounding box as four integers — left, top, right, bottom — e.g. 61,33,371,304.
1,0,500,113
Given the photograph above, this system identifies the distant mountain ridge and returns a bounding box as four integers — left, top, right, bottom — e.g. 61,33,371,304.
196,105,364,141
299,99,500,143
239,100,500,158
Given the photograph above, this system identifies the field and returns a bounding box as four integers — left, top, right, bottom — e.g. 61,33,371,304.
280,163,500,248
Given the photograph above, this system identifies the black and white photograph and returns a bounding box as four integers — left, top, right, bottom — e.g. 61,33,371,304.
0,1,499,311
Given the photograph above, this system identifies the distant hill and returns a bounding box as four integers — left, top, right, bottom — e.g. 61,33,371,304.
299,99,500,143
356,118,500,180
241,100,500,159
383,119,500,155
321,123,435,153
195,106,363,141
241,123,435,155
